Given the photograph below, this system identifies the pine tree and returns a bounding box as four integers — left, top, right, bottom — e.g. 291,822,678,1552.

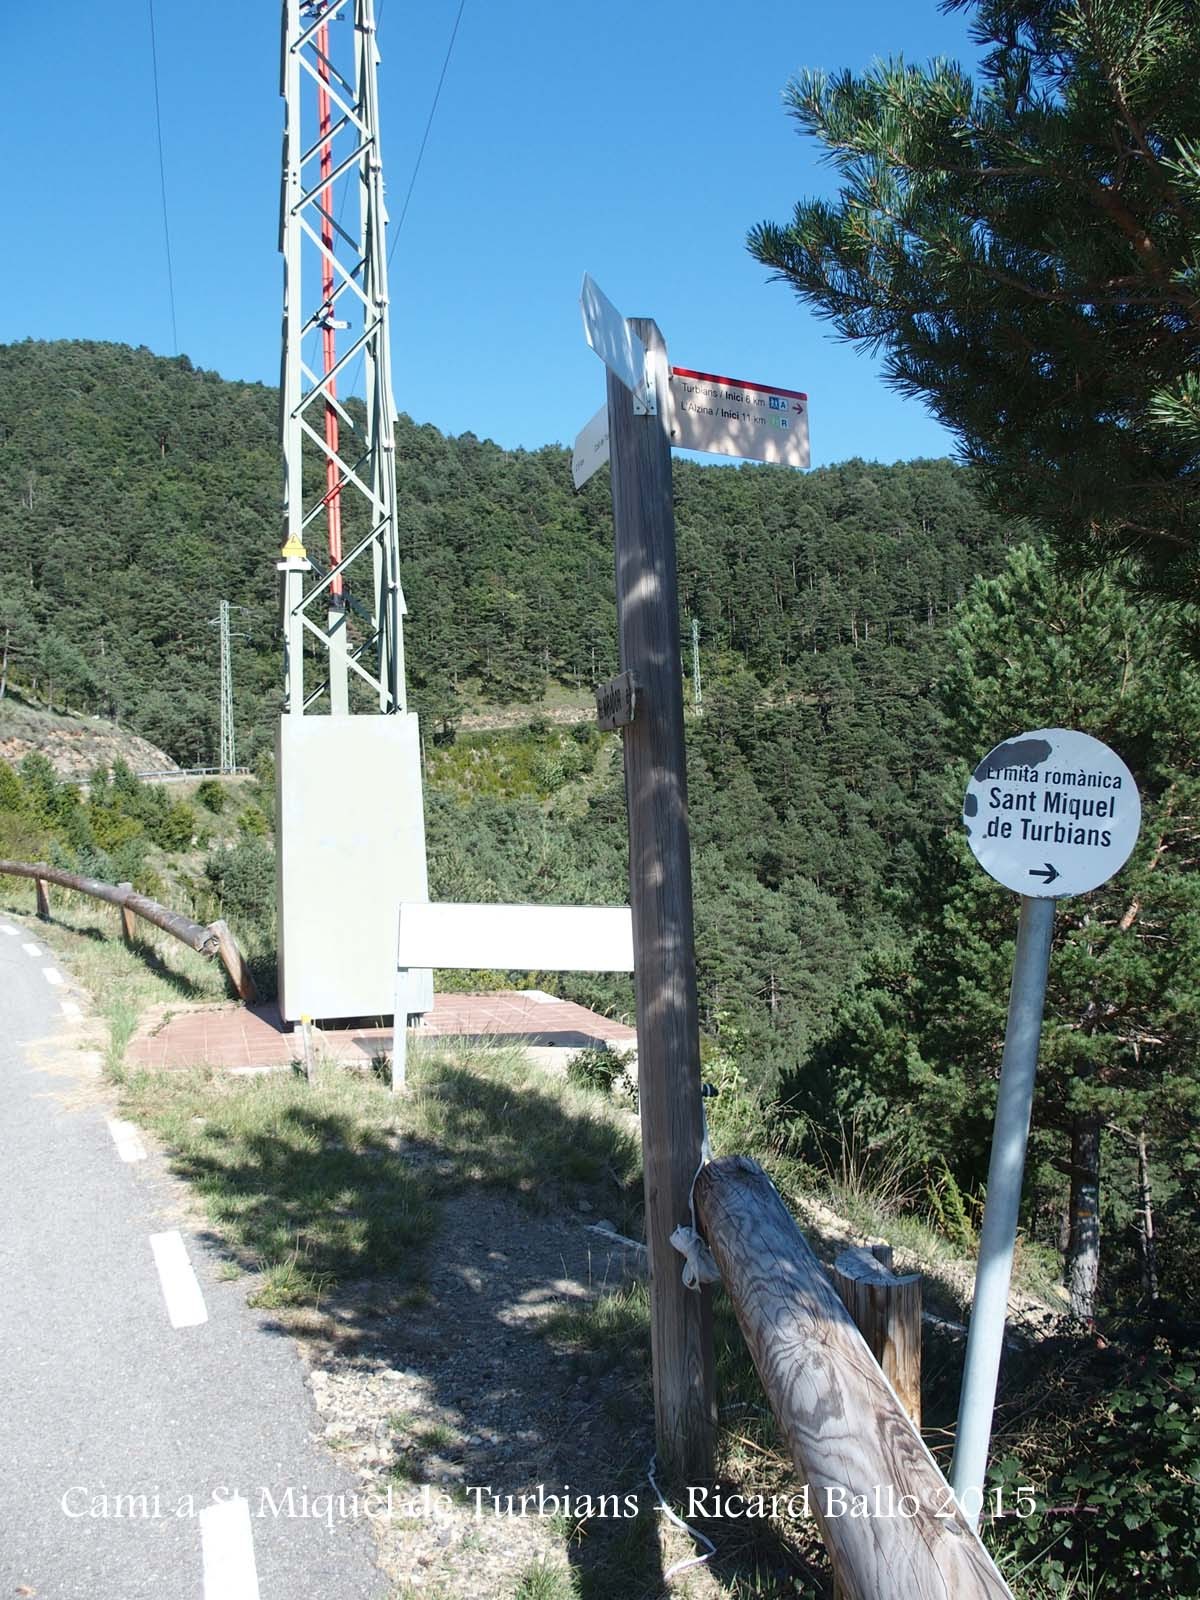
749,0,1200,598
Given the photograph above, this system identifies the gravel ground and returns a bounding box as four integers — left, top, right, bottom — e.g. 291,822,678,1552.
292,1187,684,1598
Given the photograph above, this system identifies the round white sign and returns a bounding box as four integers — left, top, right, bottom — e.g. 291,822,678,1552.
963,728,1141,898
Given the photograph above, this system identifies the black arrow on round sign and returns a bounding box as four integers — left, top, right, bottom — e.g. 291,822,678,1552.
1029,862,1060,885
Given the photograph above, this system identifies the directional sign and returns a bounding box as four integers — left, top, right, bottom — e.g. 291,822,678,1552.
963,728,1141,898
670,367,810,469
580,274,654,410
595,670,638,730
572,402,610,489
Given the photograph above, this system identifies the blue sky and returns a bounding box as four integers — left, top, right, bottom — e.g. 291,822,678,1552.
6,1,982,466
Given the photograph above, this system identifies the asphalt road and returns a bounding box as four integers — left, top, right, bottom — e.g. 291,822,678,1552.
0,921,390,1599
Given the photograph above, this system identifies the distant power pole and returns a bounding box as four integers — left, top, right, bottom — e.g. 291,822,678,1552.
218,600,235,773
691,616,702,713
209,600,250,773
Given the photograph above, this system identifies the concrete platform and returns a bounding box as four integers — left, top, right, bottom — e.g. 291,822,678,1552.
125,990,636,1073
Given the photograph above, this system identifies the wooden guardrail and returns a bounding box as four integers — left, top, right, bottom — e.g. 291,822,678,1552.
695,1156,1013,1600
0,859,257,1003
831,1244,924,1430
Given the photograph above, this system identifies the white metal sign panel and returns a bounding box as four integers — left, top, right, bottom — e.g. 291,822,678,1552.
670,366,810,468
399,901,635,972
963,728,1141,898
277,714,432,1021
572,402,610,489
580,274,649,403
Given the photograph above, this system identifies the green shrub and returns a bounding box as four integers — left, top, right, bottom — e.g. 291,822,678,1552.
993,1339,1200,1596
531,751,566,792
927,1157,980,1253
154,801,198,852
0,760,25,814
109,840,153,889
195,779,226,815
237,804,269,838
566,1045,630,1095
131,864,170,904
0,805,48,863
18,752,66,826
204,837,275,929
87,797,144,852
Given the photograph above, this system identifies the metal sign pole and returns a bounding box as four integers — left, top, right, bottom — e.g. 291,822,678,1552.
950,893,1055,1526
954,727,1141,1527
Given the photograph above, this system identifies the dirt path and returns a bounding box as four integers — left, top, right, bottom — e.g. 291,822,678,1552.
293,1188,712,1598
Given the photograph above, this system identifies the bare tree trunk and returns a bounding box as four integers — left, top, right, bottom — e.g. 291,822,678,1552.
1067,1113,1102,1322
1135,1127,1159,1305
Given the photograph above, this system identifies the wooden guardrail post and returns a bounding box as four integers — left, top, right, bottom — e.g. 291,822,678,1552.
831,1246,923,1429
209,918,259,1004
0,862,254,1004
695,1156,1013,1600
116,883,137,943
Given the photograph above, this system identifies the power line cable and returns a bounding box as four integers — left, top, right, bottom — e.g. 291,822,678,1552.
387,0,468,264
147,0,179,356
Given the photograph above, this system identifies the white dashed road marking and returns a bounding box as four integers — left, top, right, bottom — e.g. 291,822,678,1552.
107,1119,148,1163
0,924,17,935
21,943,42,957
42,968,64,987
149,1231,208,1329
61,1000,82,1019
200,1496,261,1600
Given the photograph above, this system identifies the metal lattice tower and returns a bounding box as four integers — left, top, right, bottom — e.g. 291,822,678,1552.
278,0,407,717
218,600,236,771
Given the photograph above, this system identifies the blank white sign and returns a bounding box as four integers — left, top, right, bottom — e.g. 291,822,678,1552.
572,401,610,489
398,902,634,972
580,273,648,402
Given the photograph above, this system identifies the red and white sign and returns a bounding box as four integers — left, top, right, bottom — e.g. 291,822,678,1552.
669,367,809,469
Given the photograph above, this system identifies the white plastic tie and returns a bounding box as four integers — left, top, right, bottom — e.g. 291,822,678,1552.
647,1454,716,1580
670,1224,720,1289
672,1096,718,1292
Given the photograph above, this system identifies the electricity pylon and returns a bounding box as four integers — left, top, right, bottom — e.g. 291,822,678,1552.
274,0,431,1027
278,0,406,718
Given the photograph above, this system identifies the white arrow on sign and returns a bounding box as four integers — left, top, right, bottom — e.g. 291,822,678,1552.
572,402,610,490
962,727,1141,898
580,274,655,412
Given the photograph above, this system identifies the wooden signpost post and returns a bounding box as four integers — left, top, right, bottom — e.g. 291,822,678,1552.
579,280,715,1479
577,274,811,1482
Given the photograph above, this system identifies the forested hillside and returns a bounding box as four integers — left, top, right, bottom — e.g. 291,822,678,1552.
0,338,1008,749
